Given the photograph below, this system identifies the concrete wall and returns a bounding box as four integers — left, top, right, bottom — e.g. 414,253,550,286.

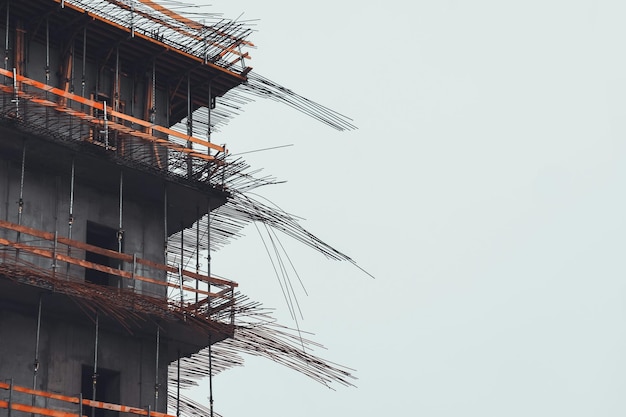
0,154,167,298
0,307,169,413
0,14,210,415
0,19,170,167
0,15,208,259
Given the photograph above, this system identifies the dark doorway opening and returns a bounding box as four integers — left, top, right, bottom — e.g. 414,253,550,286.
85,221,120,287
81,365,121,417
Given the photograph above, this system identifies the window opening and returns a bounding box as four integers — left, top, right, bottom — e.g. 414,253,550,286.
81,365,120,417
85,221,120,287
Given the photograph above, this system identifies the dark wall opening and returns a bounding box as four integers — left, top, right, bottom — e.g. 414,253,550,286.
85,221,120,287
81,365,121,417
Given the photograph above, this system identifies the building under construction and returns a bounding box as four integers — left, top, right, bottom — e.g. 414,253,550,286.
0,1,356,417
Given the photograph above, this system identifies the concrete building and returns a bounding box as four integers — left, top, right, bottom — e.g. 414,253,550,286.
0,2,356,417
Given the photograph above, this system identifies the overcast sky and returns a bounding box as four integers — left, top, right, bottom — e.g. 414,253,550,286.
187,1,626,416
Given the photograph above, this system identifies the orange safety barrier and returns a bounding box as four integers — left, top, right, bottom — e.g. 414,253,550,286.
0,400,81,417
0,381,175,417
0,67,226,159
0,219,237,299
0,220,237,289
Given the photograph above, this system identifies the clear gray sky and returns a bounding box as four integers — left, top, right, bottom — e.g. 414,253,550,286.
189,1,626,416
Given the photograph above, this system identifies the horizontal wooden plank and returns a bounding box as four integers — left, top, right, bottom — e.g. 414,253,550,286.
0,381,81,404
0,219,237,289
0,67,225,154
0,400,82,417
0,382,175,417
0,236,229,298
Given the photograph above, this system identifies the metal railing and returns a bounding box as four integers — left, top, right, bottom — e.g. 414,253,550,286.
0,379,174,417
0,219,236,323
0,68,228,186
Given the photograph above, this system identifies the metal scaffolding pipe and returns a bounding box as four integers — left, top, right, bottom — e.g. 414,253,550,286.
163,186,168,268
70,42,75,94
66,159,75,279
16,143,25,253
179,223,184,305
7,378,12,417
130,2,135,38
208,334,213,417
176,352,180,417
115,47,119,113
186,73,193,179
45,18,49,85
195,206,200,304
103,100,109,149
91,314,99,417
52,230,58,277
12,67,18,117
81,26,86,100
207,197,212,319
44,18,50,127
207,82,211,147
32,296,42,393
118,170,124,289
150,61,156,123
53,176,59,277
2,160,9,262
4,0,9,74
154,326,160,412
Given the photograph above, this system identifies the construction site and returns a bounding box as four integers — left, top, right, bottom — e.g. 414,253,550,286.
0,1,357,417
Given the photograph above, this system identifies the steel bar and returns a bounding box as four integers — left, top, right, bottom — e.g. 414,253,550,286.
154,326,160,412
176,351,180,417
208,334,213,417
4,1,9,74
186,73,193,179
163,186,167,269
91,314,98,417
32,296,42,397
195,207,200,304
118,170,124,289
8,378,12,417
67,159,75,279
15,143,25,258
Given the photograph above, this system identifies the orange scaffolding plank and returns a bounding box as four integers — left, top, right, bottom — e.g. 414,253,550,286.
0,236,225,298
0,219,237,289
0,400,82,417
0,68,225,156
0,381,175,417
0,381,81,403
0,86,214,162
